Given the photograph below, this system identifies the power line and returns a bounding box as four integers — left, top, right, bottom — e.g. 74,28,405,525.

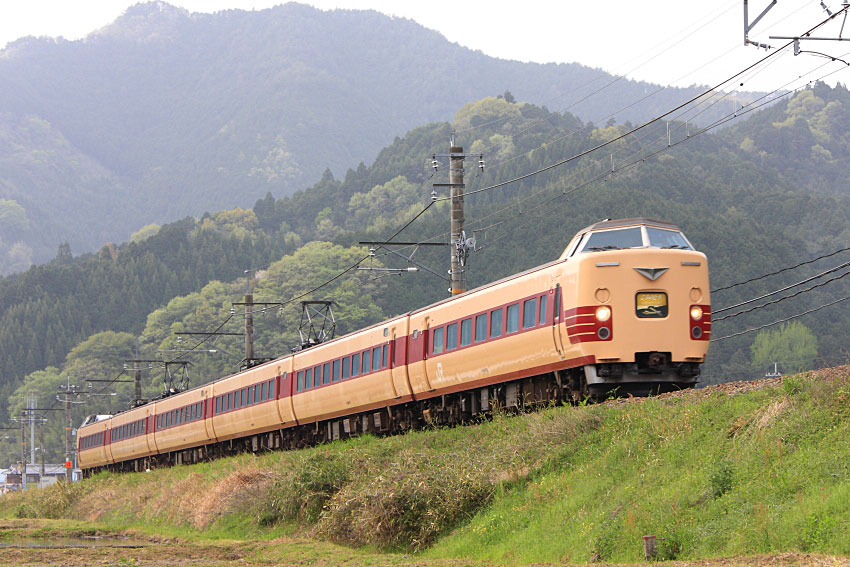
713,259,850,315
454,0,739,137
436,7,848,205
712,244,850,293
712,267,850,322
711,293,850,342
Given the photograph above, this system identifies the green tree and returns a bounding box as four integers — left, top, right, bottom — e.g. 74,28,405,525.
130,223,161,243
750,321,818,374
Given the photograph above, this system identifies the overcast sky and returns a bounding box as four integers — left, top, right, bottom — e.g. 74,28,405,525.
1,1,848,92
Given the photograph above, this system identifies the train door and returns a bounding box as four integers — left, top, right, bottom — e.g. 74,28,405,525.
202,388,217,442
421,317,434,391
552,281,567,358
390,324,414,400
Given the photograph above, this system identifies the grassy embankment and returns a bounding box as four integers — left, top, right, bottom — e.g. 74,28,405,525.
1,368,849,564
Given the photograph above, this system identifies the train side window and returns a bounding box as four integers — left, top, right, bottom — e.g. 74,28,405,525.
227,392,233,411
304,368,313,390
332,360,340,382
254,384,259,402
507,304,520,333
243,388,248,407
446,323,458,350
269,379,276,398
342,358,350,379
369,347,378,371
352,354,360,377
539,295,548,325
216,397,221,414
383,344,389,368
433,327,444,354
490,309,503,338
261,381,268,401
323,363,331,385
460,318,473,346
248,386,254,405
297,371,304,392
475,314,487,342
362,350,371,373
523,298,537,329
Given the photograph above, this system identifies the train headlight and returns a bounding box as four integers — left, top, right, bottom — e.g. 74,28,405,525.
595,306,611,322
690,306,703,321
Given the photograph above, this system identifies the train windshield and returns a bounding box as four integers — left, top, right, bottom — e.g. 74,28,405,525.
646,227,693,249
578,225,694,253
580,227,643,252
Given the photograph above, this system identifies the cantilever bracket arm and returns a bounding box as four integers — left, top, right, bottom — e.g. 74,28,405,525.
744,0,778,48
358,241,450,282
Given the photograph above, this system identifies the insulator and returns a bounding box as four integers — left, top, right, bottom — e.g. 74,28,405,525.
369,247,376,257
431,156,439,171
230,307,236,314
478,156,485,171
431,189,438,201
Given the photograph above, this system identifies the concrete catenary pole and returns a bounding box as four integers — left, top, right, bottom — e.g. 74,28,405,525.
245,293,254,367
449,141,465,295
20,413,26,489
64,381,72,483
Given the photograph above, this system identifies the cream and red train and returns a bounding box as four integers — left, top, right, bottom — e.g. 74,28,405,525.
78,218,710,473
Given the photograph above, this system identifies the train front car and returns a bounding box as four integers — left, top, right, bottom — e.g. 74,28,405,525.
560,218,710,397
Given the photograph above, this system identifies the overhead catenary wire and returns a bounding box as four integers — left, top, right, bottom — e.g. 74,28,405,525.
437,5,849,204
713,266,850,322
418,50,846,256
713,259,850,315
711,293,850,342
712,243,850,292
454,0,740,137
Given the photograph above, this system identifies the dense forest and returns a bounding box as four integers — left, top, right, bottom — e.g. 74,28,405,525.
0,1,763,272
1,83,850,465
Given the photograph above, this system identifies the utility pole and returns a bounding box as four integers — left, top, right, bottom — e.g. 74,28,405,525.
449,136,465,295
19,413,26,490
133,341,142,407
28,395,36,465
64,388,71,482
57,376,85,483
432,131,484,296
39,420,45,478
245,270,255,366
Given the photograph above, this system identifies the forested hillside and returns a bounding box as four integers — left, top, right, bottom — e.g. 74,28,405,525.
0,1,762,272
1,85,850,464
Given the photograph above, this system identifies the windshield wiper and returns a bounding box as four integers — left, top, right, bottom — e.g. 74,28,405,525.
587,245,623,251
661,244,689,249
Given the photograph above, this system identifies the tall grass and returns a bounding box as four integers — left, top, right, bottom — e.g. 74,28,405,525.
2,368,849,563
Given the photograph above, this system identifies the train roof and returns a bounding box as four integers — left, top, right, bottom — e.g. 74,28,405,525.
577,217,680,234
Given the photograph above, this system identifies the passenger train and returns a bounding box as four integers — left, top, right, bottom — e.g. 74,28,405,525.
78,218,710,473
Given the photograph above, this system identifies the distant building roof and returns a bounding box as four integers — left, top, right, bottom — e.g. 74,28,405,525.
3,464,78,476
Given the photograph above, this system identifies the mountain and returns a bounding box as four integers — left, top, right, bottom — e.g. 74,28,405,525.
0,1,763,272
3,85,850,445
